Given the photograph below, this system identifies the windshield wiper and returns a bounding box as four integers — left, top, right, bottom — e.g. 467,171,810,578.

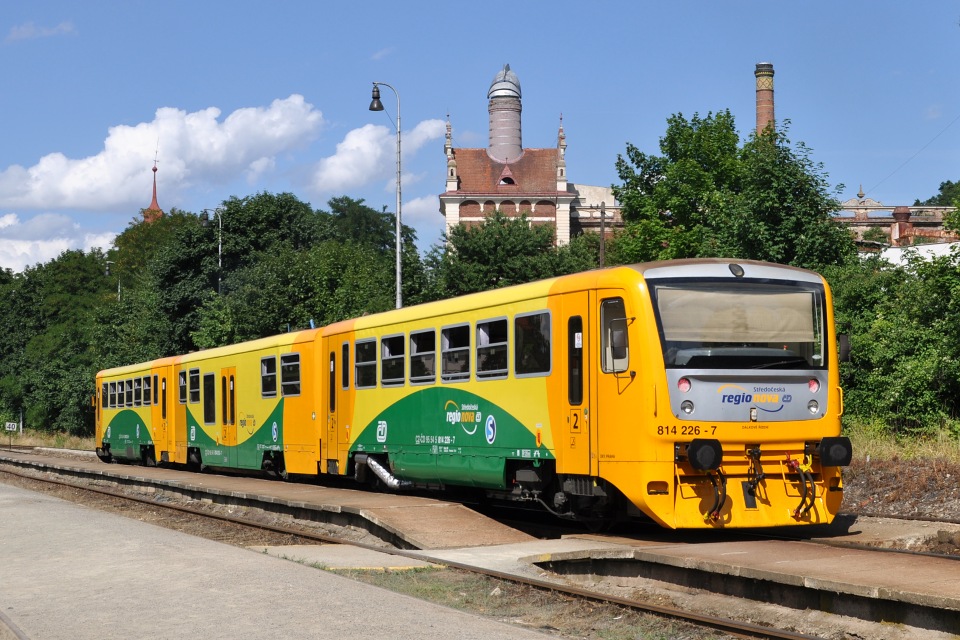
751,358,809,369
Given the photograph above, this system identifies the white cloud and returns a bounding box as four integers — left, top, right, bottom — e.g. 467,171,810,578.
0,212,115,272
0,95,324,211
5,21,75,43
403,194,443,248
309,118,445,195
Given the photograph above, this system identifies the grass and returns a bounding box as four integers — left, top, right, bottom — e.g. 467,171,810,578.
844,418,960,464
4,429,94,451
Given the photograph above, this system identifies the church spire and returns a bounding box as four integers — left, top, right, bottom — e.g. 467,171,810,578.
143,157,163,223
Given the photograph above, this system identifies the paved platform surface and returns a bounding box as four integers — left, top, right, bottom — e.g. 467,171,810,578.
0,449,534,549
3,449,960,619
0,482,553,640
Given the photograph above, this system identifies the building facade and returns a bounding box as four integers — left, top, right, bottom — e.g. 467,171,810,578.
439,64,620,246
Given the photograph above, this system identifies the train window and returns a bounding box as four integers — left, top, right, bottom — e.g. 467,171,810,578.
189,368,201,404
101,383,108,409
280,353,301,396
229,375,236,425
329,352,336,411
161,378,167,420
178,371,187,404
441,324,470,382
109,382,117,408
142,376,152,407
221,376,227,424
381,334,405,386
568,316,584,405
515,312,551,376
261,357,277,398
203,373,216,424
341,342,350,390
125,379,133,407
153,374,159,406
409,330,436,384
355,339,377,389
477,319,508,379
601,298,630,373
133,378,142,406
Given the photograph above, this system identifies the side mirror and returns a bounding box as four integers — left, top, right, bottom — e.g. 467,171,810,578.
838,334,851,363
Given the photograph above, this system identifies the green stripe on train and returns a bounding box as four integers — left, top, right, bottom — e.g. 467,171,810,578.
185,401,284,469
350,387,552,489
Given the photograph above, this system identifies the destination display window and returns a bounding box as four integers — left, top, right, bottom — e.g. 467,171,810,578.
515,311,551,376
355,339,377,389
280,353,301,396
381,334,404,387
441,324,470,382
261,356,278,398
409,330,436,384
476,318,508,379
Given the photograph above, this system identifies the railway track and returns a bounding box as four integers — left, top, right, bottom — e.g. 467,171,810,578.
3,450,959,639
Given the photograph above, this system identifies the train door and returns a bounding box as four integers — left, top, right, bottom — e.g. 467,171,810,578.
594,292,636,469
561,292,593,476
325,338,352,475
325,348,339,474
220,367,237,466
150,371,168,463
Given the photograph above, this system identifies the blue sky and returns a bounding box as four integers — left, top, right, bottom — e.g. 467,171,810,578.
0,1,958,272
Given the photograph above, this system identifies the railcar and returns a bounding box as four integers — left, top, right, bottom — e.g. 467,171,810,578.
95,259,852,528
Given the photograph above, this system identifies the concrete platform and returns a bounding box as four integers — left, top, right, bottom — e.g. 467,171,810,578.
0,481,555,640
0,449,534,549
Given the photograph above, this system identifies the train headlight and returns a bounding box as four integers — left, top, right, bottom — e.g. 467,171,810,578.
807,400,819,414
808,378,820,393
680,400,695,414
677,377,692,393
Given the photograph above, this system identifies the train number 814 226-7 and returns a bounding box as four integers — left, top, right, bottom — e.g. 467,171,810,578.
657,425,717,436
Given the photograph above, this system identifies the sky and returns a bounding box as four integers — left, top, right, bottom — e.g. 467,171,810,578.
0,1,958,272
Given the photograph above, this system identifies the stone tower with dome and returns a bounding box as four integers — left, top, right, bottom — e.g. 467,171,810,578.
439,64,620,246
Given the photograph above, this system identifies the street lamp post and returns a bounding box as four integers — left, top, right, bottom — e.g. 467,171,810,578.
201,208,224,294
369,81,402,309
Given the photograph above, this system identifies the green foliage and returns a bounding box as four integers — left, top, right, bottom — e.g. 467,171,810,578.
914,180,960,207
824,251,960,433
861,226,889,245
428,211,597,297
611,113,855,270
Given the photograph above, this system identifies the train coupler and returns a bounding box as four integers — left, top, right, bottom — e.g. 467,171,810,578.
786,454,816,519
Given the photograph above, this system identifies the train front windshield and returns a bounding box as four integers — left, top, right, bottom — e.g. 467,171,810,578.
649,279,827,370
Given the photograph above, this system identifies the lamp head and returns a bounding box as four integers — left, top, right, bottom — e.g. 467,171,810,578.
369,84,384,112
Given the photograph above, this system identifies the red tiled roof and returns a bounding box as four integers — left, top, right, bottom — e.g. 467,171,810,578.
451,148,560,195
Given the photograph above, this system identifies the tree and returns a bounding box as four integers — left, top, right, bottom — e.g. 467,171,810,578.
611,112,855,270
426,211,597,299
915,180,960,207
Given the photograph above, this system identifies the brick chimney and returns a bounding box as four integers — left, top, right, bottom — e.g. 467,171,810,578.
755,62,775,134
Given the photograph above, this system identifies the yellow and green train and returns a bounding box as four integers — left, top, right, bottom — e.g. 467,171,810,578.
95,259,852,528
